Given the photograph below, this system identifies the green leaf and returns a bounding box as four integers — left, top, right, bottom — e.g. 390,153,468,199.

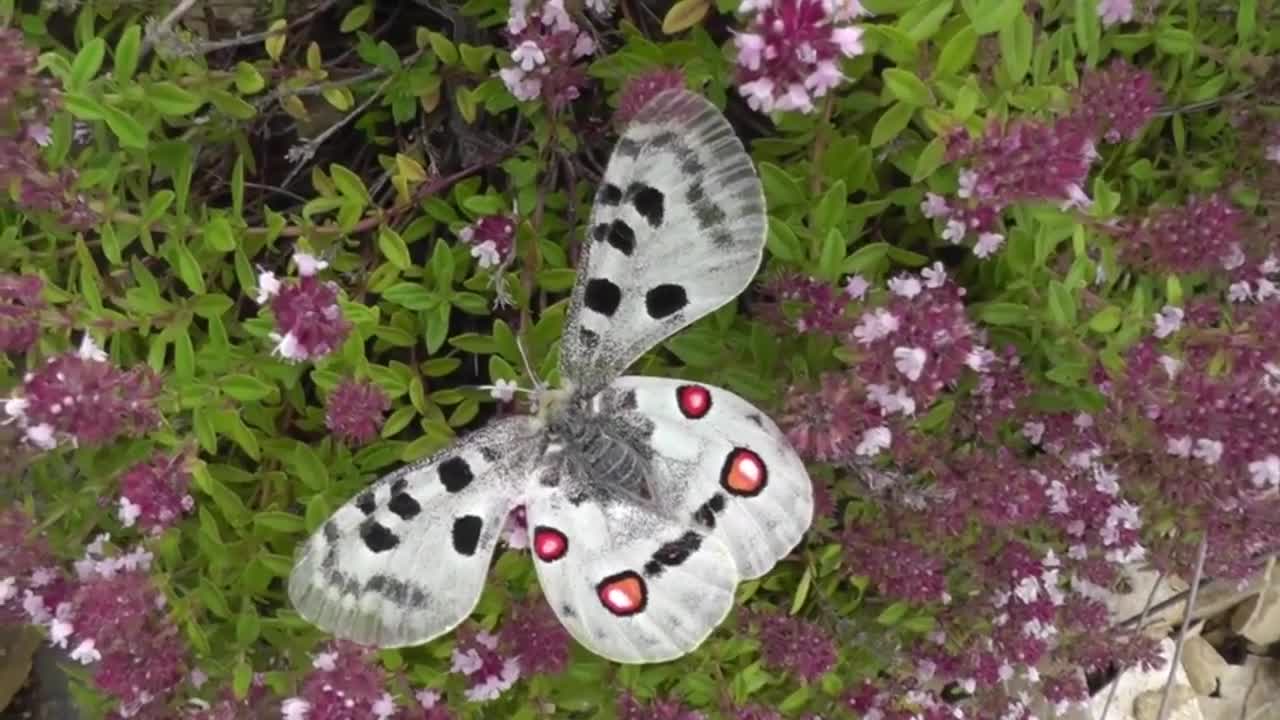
1087,306,1122,333
100,104,149,148
114,25,141,81
817,228,846,282
382,283,438,311
911,137,946,182
998,13,1033,82
662,0,710,34
978,302,1032,325
254,511,305,534
379,228,412,270
172,241,206,293
222,374,274,402
810,180,847,237
766,218,804,263
790,566,812,614
882,68,933,106
205,216,237,252
234,62,266,94
235,607,261,646
1074,0,1100,57
428,31,459,64
877,601,909,625
1156,27,1196,55
869,101,914,148
147,81,204,115
69,37,105,90
758,163,805,208
969,0,1020,34
331,164,371,205
1238,0,1257,40
935,25,977,77
340,4,372,32
1047,280,1077,328
842,242,890,274
429,240,455,289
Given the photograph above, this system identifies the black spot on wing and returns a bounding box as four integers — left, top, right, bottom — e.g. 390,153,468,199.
693,492,727,529
628,183,664,227
653,531,702,568
391,477,407,494
598,183,622,205
360,519,399,553
615,137,642,158
593,220,635,256
712,229,736,248
645,284,688,319
479,446,499,462
579,327,599,351
584,278,622,317
650,131,677,149
438,456,474,493
388,492,421,520
681,156,705,176
323,521,339,542
561,604,576,618
452,515,483,556
356,492,376,515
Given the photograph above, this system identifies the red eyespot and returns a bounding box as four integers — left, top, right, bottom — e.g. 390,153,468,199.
533,526,568,562
597,571,647,616
677,384,712,419
720,448,767,497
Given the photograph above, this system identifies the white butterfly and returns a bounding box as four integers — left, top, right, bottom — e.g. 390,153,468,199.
288,89,814,664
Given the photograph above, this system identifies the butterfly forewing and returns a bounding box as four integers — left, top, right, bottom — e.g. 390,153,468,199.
560,90,767,394
287,417,543,648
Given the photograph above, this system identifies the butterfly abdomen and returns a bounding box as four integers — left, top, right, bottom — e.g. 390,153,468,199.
550,411,654,503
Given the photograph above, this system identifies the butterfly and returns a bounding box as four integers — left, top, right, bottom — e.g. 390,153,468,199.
288,89,814,664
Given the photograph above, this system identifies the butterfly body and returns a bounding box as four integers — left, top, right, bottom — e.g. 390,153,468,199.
289,90,814,663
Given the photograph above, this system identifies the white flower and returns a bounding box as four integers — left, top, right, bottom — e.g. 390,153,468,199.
255,270,282,304
48,618,74,647
512,40,547,71
26,123,52,147
451,648,484,675
1166,435,1192,457
292,251,328,277
830,25,864,57
1228,281,1253,303
738,77,776,112
973,232,1004,258
852,308,899,344
70,639,101,664
1221,243,1246,271
956,170,978,199
893,346,928,382
867,384,915,416
888,274,922,298
1267,144,1280,164
1258,278,1279,301
25,423,57,449
922,262,947,288
0,577,15,604
1248,455,1280,489
489,379,518,402
572,33,595,59
585,0,612,14
312,651,338,671
471,240,502,269
1158,355,1181,379
921,193,949,218
78,334,107,362
1263,363,1280,394
281,697,311,720
844,274,870,300
118,497,142,528
1192,438,1224,466
416,690,441,709
1022,421,1046,446
5,397,29,421
855,426,892,456
965,347,995,372
270,331,308,362
942,218,966,244
1152,305,1184,338
1061,183,1092,210
1262,254,1280,275
372,692,396,719
190,669,209,688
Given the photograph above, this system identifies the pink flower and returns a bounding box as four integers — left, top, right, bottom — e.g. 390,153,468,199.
617,692,704,720
450,628,521,702
117,451,195,534
615,68,685,126
498,597,572,676
269,275,352,362
1073,59,1162,143
741,609,836,681
499,0,595,108
459,215,516,269
4,347,163,448
0,273,43,353
733,0,867,114
288,641,393,719
326,378,391,445
1118,194,1243,274
1097,0,1133,26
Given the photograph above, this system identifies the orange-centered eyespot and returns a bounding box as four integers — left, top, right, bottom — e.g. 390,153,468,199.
720,447,767,497
597,571,647,616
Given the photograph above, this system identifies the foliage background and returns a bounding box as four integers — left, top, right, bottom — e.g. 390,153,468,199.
1,0,1279,718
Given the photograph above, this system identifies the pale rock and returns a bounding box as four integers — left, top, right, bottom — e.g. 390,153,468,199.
1180,635,1227,696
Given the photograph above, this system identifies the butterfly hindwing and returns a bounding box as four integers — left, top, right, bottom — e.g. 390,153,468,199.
605,376,814,579
561,89,767,394
287,417,544,648
525,477,738,664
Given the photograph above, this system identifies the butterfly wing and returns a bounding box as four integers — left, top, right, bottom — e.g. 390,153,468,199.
561,89,767,394
605,376,813,579
287,417,544,647
524,477,738,664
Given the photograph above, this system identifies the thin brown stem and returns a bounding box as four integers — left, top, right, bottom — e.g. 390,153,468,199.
1156,535,1209,720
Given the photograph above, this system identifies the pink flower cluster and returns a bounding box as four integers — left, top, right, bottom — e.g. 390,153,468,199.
0,273,44,353
1074,59,1163,143
733,0,868,114
1116,193,1243,275
282,641,400,720
117,451,195,534
326,378,391,445
497,596,572,676
615,68,686,126
617,692,704,720
740,608,837,682
255,249,352,362
0,508,60,625
450,626,521,702
499,0,596,108
3,335,163,450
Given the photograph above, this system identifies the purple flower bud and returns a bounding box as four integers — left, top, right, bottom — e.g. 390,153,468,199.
617,692,704,720
0,273,44,353
117,451,195,534
497,596,571,676
740,609,837,682
269,276,352,362
1117,194,1243,274
326,378,391,445
288,640,393,719
459,216,516,269
615,69,686,126
1073,59,1162,143
500,0,594,108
